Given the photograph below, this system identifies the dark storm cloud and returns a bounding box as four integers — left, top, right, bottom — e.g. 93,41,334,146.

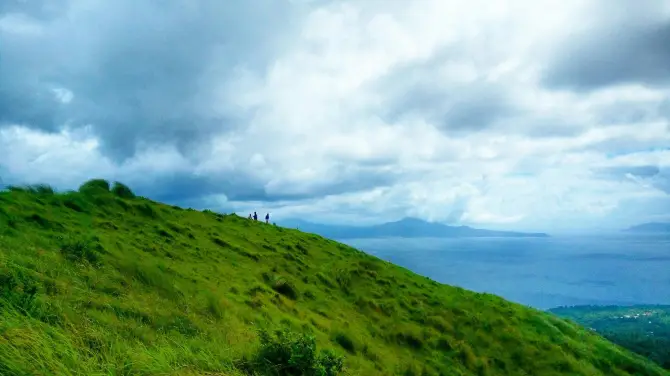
542,2,670,91
593,165,661,179
380,76,516,134
595,98,668,126
0,0,304,160
124,161,399,208
592,165,670,194
128,171,266,206
436,86,515,132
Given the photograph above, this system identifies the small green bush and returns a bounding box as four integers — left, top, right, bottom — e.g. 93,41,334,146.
248,329,345,375
79,179,110,195
25,213,51,228
111,182,135,199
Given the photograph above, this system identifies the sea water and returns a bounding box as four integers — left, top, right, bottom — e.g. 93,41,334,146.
341,235,670,310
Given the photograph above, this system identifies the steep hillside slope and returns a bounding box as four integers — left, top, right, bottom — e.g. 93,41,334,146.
0,181,667,376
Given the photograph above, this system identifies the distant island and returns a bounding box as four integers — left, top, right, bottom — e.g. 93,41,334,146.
281,217,550,239
624,222,670,234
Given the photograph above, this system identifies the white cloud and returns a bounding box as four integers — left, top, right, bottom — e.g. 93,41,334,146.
1,0,669,232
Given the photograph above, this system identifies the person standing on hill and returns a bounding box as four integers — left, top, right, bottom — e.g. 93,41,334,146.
265,213,270,224
253,212,258,221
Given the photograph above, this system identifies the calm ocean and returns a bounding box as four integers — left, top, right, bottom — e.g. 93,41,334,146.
341,235,670,310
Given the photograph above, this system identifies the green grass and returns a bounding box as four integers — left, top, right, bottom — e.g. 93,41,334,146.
0,180,668,375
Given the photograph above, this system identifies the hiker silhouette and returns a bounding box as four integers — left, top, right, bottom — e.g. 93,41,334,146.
253,212,258,221
265,213,269,224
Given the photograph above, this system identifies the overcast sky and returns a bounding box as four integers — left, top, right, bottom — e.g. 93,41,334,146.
1,0,669,232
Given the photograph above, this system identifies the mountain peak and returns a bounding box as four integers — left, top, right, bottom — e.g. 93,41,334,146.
625,222,670,233
394,217,429,224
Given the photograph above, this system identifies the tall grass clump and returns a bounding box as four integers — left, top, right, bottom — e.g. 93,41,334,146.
0,271,38,315
6,184,55,195
79,179,111,195
59,237,102,266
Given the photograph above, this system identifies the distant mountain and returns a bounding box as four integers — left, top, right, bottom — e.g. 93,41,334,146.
280,217,550,239
624,222,670,234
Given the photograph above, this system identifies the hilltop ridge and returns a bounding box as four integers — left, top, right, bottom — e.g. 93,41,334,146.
0,180,666,375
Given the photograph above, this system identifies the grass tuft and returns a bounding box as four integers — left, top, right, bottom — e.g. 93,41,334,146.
59,236,102,266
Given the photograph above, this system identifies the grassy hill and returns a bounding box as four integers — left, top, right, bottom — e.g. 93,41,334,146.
0,180,667,376
549,305,670,369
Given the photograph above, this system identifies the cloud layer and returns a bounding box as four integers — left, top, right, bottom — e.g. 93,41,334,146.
1,0,669,232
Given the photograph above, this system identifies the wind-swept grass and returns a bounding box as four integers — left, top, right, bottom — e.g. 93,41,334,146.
0,179,667,375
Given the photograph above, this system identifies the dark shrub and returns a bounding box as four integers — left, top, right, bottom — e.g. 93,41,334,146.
111,182,135,199
246,329,345,376
136,203,158,218
25,213,51,228
60,192,89,212
395,331,424,350
211,237,230,248
295,243,309,255
436,337,453,351
334,332,356,354
156,227,174,239
272,278,299,300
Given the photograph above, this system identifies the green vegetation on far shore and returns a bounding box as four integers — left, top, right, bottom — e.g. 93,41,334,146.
550,305,670,370
0,180,667,375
